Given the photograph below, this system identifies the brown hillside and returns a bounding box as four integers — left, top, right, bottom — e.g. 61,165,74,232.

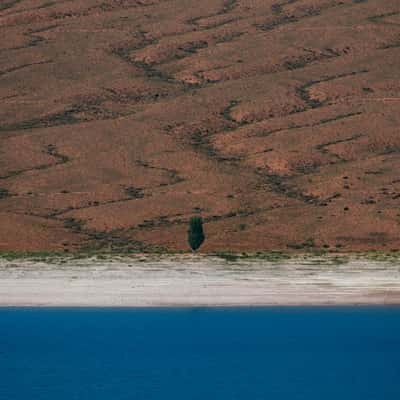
1,0,400,252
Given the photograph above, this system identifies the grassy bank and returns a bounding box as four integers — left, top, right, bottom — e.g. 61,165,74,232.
1,249,400,264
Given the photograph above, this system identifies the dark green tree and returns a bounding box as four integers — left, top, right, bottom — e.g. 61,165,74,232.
188,216,205,251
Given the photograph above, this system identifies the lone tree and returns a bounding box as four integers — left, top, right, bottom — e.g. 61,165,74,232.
188,216,205,251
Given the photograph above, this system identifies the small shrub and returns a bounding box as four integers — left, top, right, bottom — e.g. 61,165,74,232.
0,188,10,199
215,252,239,262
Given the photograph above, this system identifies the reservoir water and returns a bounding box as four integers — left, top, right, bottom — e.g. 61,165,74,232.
1,307,399,399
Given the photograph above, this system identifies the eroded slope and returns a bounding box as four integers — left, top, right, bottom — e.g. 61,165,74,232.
1,0,400,251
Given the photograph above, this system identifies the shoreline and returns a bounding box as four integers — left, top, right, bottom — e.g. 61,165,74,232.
2,303,400,308
1,255,400,307
2,305,400,309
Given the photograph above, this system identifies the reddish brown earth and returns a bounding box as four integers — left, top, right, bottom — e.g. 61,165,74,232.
0,0,400,253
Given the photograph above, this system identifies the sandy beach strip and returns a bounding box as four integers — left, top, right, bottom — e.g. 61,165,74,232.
0,256,400,307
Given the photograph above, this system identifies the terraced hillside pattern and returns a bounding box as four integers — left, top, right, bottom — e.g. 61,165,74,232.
1,0,400,252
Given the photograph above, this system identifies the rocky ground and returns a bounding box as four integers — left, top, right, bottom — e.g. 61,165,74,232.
1,255,400,306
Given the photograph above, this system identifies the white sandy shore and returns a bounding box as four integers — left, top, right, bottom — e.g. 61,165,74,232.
0,255,400,307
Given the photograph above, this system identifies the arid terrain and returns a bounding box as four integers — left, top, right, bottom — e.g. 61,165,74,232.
1,0,400,252
1,255,400,306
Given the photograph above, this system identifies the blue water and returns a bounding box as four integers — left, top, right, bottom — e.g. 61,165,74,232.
1,307,399,399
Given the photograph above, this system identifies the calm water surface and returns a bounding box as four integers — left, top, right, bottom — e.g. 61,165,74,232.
0,307,399,399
